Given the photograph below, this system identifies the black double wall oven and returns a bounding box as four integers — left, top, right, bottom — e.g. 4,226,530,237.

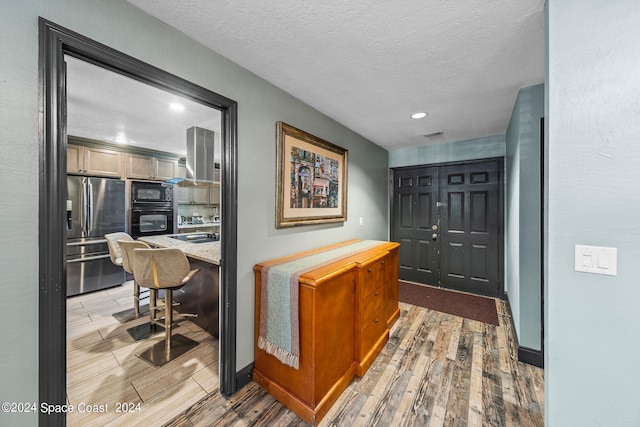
130,181,175,238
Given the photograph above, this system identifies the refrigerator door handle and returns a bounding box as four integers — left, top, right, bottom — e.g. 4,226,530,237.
66,239,108,247
88,180,94,233
66,253,112,263
81,178,88,234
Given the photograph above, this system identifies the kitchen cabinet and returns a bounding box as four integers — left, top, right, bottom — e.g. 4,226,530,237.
209,184,221,204
253,240,400,425
177,186,211,204
177,163,187,179
176,164,221,204
67,144,122,177
125,153,178,181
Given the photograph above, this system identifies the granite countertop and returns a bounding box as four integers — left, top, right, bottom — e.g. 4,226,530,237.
138,234,220,265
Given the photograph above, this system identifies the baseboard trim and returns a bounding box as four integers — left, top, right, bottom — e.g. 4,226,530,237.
518,346,544,368
235,362,254,391
503,296,544,369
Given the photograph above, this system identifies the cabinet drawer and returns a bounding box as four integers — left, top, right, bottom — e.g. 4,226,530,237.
360,290,384,323
358,312,387,354
360,258,385,296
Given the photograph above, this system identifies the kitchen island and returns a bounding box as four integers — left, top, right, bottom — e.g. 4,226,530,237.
138,234,220,338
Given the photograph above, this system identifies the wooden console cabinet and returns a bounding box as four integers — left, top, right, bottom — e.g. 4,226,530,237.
253,240,400,425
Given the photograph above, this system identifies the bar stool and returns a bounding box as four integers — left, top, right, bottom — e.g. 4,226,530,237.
118,239,164,341
132,247,200,367
105,232,149,323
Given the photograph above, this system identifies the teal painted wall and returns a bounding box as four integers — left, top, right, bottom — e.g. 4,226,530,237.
0,2,389,425
505,84,544,351
546,0,640,425
388,134,506,168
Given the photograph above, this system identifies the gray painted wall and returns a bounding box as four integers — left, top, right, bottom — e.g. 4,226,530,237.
505,103,521,342
505,84,544,351
389,134,506,168
518,85,543,352
547,0,640,425
0,1,388,425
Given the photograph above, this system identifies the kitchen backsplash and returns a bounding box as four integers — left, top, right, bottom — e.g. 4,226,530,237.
178,204,219,221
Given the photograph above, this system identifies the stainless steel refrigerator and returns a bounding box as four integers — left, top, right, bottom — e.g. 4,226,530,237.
66,176,126,296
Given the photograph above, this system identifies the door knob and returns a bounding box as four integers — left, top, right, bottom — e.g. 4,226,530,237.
432,233,438,241
432,224,438,230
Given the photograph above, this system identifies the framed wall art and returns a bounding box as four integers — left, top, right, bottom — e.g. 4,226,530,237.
276,122,348,228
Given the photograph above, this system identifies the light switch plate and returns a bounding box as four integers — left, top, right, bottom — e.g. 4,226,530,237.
575,245,617,276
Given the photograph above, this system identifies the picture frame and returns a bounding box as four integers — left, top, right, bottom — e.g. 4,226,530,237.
276,122,348,228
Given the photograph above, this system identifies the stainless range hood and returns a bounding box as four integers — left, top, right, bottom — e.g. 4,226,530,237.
167,126,218,187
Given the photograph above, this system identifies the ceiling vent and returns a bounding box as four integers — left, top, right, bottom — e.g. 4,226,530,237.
423,131,444,138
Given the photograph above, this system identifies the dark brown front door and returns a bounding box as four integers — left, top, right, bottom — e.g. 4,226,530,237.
392,159,503,298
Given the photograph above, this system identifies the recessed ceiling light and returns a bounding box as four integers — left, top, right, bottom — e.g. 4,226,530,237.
114,132,127,144
170,102,185,111
410,112,428,119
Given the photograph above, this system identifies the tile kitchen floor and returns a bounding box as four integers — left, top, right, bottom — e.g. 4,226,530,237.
66,282,219,426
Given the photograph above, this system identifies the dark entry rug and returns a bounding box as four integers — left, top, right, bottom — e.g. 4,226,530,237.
398,280,499,326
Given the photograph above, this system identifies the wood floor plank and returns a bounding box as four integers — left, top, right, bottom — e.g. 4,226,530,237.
481,323,507,427
468,325,484,417
351,362,397,426
430,314,455,363
321,387,368,426
103,377,207,427
530,364,545,416
67,382,141,427
443,318,474,427
446,316,464,361
390,353,431,426
191,361,220,394
420,357,452,426
66,351,121,386
428,405,447,427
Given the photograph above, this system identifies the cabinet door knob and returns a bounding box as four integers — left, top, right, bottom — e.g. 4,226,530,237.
381,260,385,265
374,319,379,323
368,268,372,273
374,291,379,296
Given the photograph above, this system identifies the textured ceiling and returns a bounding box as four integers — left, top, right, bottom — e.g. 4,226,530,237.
66,55,222,158
127,0,545,150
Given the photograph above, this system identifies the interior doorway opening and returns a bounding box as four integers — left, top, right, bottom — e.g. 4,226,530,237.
39,18,238,426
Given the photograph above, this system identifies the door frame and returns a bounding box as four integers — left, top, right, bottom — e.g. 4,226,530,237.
390,157,505,298
38,18,239,425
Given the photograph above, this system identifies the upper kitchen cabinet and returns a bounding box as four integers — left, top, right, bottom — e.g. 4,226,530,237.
177,186,211,204
67,144,122,177
209,183,221,204
126,153,178,181
177,165,221,205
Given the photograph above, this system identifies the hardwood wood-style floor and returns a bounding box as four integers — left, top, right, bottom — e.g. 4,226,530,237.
66,282,219,426
167,301,544,427
67,285,543,426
